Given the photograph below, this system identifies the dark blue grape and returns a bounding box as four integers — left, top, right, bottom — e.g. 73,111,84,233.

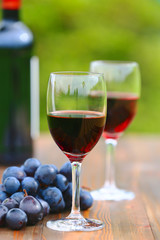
34,164,56,186
59,162,72,182
10,192,24,204
2,198,19,210
2,166,26,183
42,187,65,212
19,196,43,225
53,174,68,192
21,177,39,196
80,189,93,210
6,208,27,230
63,182,72,209
4,177,20,194
37,198,50,216
0,191,8,203
23,158,41,176
0,205,8,227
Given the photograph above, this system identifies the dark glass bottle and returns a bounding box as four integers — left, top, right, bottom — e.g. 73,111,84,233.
0,0,34,165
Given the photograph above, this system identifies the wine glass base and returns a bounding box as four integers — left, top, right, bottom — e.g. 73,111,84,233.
46,217,104,232
91,186,135,201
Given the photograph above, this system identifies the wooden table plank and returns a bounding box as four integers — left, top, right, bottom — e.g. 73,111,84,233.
0,134,160,239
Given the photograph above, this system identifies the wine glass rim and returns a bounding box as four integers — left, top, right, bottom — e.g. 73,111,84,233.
50,71,103,76
91,60,139,66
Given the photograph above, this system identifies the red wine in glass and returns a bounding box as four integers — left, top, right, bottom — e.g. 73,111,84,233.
47,110,106,162
90,60,141,201
103,92,139,140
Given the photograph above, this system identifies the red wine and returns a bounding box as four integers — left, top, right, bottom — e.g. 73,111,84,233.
47,111,106,162
0,0,34,165
103,92,138,140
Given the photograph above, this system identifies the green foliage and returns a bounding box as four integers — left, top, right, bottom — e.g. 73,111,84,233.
21,0,160,133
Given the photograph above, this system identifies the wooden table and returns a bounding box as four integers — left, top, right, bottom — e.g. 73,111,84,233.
1,134,160,240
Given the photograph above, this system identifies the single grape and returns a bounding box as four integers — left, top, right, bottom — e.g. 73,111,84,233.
59,162,72,182
53,174,68,192
80,189,93,210
63,182,72,209
23,158,41,176
0,191,8,203
21,177,39,196
0,205,8,227
34,164,56,186
2,198,19,210
19,196,43,225
42,187,65,212
4,177,20,194
6,208,27,230
10,192,24,204
2,166,26,183
37,198,50,216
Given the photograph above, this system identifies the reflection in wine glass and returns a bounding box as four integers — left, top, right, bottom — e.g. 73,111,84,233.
90,61,141,201
46,72,106,231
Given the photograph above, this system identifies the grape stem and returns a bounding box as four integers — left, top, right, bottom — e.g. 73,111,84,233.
23,189,28,197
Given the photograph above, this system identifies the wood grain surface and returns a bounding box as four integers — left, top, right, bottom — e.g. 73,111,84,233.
0,134,160,240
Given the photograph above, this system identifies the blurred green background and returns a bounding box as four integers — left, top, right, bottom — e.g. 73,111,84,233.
22,0,160,133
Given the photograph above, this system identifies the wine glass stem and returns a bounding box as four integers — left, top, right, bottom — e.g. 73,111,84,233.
68,161,83,219
103,139,117,188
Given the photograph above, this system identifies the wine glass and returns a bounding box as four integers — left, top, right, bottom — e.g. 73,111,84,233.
46,71,106,231
90,61,141,201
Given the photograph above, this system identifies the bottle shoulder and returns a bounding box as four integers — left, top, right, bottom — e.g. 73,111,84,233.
0,20,34,48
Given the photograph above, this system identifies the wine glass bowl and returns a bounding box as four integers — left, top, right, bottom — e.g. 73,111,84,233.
90,61,141,201
46,71,106,231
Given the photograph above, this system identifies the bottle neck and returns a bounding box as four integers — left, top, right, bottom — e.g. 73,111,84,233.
2,0,21,21
2,9,20,21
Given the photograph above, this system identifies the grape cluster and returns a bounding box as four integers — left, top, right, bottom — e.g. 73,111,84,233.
0,158,93,230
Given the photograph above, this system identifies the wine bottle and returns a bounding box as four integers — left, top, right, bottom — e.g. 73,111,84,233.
0,0,34,165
